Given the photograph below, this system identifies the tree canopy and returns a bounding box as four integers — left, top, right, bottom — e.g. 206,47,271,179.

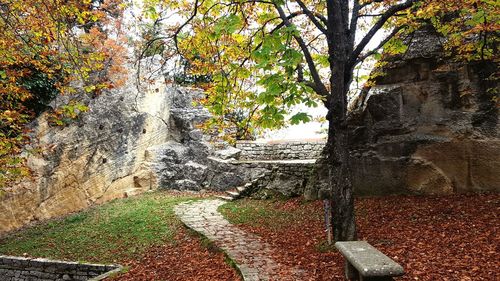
140,0,498,141
0,0,127,188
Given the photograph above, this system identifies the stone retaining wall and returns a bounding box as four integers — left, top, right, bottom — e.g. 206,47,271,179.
0,255,121,281
235,139,326,160
232,160,316,196
234,160,315,178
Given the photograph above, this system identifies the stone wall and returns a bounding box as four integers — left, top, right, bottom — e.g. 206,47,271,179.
236,139,325,160
219,159,317,197
234,160,315,178
0,255,121,281
243,160,316,197
209,139,325,197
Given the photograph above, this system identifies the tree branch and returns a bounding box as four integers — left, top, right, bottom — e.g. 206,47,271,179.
273,3,329,97
172,0,201,52
349,0,361,52
359,0,384,9
237,11,305,69
295,0,327,34
349,0,416,67
355,25,405,64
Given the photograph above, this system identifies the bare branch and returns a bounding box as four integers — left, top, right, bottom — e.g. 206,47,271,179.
354,25,405,64
273,3,329,97
295,0,327,34
173,0,201,52
359,13,406,17
360,0,384,9
349,0,361,51
349,0,417,67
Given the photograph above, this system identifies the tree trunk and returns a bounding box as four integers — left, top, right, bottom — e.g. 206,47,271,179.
327,116,357,241
325,0,357,242
326,63,357,242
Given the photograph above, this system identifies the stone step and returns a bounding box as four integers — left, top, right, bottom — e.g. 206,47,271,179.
216,195,235,201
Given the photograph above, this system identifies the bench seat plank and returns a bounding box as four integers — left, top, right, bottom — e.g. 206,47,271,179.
335,241,404,277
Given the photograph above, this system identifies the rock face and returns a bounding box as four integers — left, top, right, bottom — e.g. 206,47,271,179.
0,64,307,234
213,147,242,160
306,28,498,198
0,68,265,234
348,28,499,196
143,89,264,191
0,60,174,234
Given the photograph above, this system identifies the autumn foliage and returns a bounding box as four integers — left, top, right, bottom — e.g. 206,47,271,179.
0,0,127,188
140,0,498,142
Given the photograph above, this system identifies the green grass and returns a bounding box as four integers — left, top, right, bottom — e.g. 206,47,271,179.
219,198,317,230
0,192,195,263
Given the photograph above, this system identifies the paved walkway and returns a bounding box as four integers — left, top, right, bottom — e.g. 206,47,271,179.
174,199,302,281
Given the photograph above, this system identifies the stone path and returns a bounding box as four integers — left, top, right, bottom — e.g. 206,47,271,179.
174,199,302,281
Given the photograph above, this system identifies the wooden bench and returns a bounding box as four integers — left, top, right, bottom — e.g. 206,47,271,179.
335,241,404,281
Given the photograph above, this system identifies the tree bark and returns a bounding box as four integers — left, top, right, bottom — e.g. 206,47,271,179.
325,0,357,242
325,66,357,242
327,117,357,241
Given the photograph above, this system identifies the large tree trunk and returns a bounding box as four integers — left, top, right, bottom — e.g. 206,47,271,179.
326,60,357,242
324,0,357,242
326,115,357,241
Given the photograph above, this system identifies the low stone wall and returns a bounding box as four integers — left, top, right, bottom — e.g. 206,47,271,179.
0,255,121,281
235,139,326,160
234,160,316,178
232,160,317,196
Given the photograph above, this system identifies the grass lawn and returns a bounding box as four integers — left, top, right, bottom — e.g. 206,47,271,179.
0,191,195,263
219,198,320,230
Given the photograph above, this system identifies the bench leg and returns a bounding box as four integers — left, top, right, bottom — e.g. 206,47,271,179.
343,261,395,281
344,261,359,280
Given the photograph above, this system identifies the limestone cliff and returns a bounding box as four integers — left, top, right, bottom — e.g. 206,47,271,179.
306,28,499,198
143,89,264,191
0,61,173,234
